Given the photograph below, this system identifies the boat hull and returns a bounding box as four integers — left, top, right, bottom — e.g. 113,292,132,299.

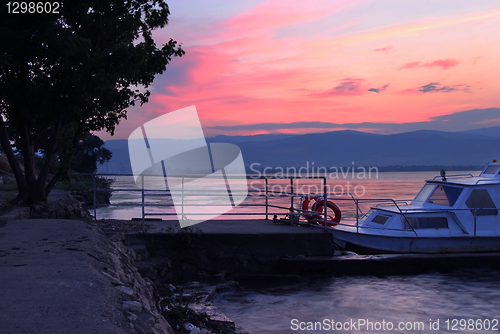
331,229,500,254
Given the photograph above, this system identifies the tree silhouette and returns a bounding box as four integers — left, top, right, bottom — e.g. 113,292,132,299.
71,134,112,174
0,0,184,204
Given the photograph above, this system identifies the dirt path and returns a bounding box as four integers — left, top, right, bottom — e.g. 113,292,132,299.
0,219,173,334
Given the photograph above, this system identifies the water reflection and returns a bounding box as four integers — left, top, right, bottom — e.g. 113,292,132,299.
214,269,500,333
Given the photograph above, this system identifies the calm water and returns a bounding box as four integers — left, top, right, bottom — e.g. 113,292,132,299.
213,269,500,333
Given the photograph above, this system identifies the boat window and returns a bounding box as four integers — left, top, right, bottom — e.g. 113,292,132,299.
414,184,435,202
372,215,390,225
426,185,463,206
482,165,500,175
405,217,448,229
466,189,498,216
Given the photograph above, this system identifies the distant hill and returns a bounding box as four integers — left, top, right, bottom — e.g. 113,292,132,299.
207,133,295,144
235,130,498,169
97,129,500,174
98,140,131,174
460,126,500,138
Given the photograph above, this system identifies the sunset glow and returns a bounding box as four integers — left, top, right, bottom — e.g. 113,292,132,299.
97,0,500,139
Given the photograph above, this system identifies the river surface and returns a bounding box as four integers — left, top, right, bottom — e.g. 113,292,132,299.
213,269,500,333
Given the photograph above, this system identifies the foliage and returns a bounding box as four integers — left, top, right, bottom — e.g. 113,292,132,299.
71,134,112,174
0,0,184,204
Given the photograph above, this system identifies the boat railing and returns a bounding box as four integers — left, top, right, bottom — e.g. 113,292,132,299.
475,179,500,184
432,173,474,180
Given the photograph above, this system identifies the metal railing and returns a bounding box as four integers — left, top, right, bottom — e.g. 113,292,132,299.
87,173,497,236
90,173,338,231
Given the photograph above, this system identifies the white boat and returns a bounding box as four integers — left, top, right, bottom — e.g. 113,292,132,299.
319,160,500,254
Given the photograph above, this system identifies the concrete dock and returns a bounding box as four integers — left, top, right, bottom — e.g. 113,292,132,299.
107,218,500,280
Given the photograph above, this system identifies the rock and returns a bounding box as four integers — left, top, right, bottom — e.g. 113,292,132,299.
129,244,150,261
109,233,125,243
341,251,358,256
115,285,135,297
29,194,91,221
185,281,201,288
70,189,112,206
123,300,142,312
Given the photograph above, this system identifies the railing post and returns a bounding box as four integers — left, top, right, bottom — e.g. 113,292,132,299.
265,178,269,220
474,209,477,237
356,199,359,234
394,199,418,237
290,178,294,222
141,175,145,233
323,177,327,231
93,173,97,220
181,176,184,220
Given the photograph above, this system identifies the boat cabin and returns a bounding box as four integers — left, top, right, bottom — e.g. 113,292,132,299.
359,161,500,237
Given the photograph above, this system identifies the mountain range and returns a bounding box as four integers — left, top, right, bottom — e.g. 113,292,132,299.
97,126,500,174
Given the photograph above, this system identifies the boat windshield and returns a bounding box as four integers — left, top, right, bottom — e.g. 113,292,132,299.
413,184,435,202
413,183,464,207
482,164,500,175
426,185,463,206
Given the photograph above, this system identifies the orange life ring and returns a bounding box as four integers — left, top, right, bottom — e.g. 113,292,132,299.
302,196,320,222
301,197,341,227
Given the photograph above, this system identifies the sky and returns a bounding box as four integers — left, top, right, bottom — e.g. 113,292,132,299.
96,0,500,140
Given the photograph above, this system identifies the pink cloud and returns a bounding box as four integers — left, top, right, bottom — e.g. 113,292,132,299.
399,59,460,70
374,44,393,53
218,0,359,35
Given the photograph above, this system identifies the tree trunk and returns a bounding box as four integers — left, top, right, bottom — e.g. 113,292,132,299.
0,116,27,192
